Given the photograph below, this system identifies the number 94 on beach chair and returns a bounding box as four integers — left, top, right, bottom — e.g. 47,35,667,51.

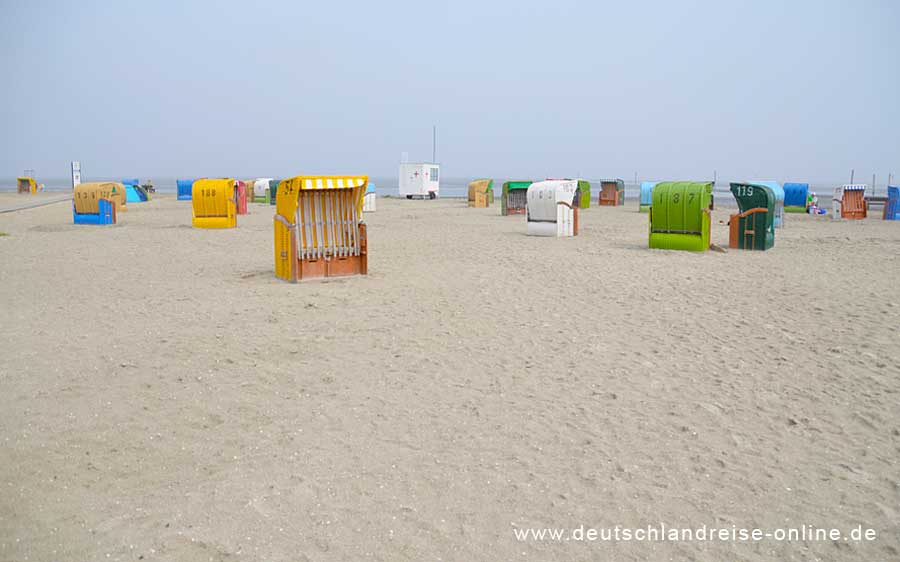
274,175,369,282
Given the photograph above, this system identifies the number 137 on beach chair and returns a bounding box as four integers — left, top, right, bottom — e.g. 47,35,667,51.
274,175,369,282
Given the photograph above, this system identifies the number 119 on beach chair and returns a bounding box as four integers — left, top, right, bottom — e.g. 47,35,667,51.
729,183,775,250
274,175,369,282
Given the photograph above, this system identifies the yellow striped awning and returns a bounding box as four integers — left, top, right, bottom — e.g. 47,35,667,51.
298,176,367,190
276,175,369,221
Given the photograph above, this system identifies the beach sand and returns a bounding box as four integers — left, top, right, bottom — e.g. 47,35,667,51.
1,193,898,561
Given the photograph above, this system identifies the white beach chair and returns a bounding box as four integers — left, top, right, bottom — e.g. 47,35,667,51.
832,187,842,219
526,180,578,237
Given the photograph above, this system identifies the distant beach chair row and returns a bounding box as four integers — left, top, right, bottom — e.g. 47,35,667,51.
482,178,899,223
69,174,899,282
182,176,899,261
175,177,377,211
518,179,897,252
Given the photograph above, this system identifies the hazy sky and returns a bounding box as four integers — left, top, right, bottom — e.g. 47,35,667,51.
2,0,898,184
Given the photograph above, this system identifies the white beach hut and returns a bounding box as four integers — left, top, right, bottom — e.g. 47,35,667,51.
399,163,440,199
526,180,579,237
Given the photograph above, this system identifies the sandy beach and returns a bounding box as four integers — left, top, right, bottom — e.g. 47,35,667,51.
1,193,898,561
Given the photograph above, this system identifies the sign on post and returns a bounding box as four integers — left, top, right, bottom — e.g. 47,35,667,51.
71,161,82,189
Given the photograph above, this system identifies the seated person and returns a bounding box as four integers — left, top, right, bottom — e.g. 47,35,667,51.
808,192,826,215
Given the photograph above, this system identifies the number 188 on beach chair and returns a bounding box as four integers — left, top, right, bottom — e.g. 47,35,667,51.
192,179,237,228
274,175,369,282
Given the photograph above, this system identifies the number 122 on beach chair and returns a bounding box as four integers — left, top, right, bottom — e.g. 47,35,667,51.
274,176,369,282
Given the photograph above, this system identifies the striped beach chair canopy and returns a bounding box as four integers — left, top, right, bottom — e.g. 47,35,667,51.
274,175,369,281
